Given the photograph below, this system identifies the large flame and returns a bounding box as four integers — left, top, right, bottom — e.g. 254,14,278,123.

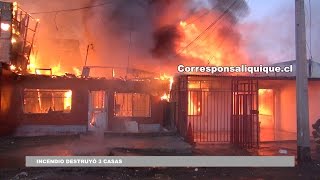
28,53,81,76
188,92,201,116
159,74,174,101
160,74,173,90
187,82,202,116
178,21,222,66
177,18,249,67
258,89,273,115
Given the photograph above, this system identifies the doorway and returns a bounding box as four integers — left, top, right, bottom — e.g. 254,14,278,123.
231,79,259,148
258,89,275,142
88,91,108,132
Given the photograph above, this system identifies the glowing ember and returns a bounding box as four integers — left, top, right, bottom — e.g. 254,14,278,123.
10,64,16,71
90,120,96,127
11,37,17,44
1,23,10,31
112,69,115,78
161,93,170,101
13,2,18,11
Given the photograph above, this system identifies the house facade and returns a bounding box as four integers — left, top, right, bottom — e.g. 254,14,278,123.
171,74,320,148
0,66,171,136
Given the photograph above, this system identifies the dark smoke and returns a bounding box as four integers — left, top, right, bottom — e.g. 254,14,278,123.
151,25,182,58
150,0,249,58
208,0,249,23
84,0,250,67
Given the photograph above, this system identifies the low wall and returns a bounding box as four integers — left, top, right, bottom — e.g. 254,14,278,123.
14,125,87,136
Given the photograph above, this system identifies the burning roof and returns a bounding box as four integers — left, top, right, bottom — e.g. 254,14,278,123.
4,0,253,81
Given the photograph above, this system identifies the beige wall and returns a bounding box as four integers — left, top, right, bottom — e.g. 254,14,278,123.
278,80,320,140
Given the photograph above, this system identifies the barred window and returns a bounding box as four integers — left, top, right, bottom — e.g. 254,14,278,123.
114,93,151,117
23,89,72,114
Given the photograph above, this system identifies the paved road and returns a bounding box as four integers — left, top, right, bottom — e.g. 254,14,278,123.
0,135,320,179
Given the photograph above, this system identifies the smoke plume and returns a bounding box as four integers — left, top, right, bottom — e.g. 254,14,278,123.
84,0,250,74
10,0,251,75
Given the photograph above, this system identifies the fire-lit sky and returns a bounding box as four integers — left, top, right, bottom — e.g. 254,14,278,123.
3,0,320,74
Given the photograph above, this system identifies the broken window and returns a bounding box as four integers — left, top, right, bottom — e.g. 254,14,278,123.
23,89,72,114
114,93,151,117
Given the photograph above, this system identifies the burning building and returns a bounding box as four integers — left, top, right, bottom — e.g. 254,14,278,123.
171,60,320,148
9,74,170,136
1,0,320,152
0,1,173,136
0,1,38,73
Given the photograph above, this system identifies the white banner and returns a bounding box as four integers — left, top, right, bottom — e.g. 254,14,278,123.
25,156,295,167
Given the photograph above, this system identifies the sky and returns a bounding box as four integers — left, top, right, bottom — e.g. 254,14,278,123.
245,0,291,22
241,0,319,63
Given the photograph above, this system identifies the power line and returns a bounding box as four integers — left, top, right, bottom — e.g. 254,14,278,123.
176,0,239,55
185,7,214,25
207,0,248,65
178,0,245,62
29,1,113,14
194,0,246,52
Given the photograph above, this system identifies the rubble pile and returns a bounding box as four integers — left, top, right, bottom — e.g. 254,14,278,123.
312,119,320,152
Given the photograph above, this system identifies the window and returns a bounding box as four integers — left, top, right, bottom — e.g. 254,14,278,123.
23,89,72,114
114,93,151,117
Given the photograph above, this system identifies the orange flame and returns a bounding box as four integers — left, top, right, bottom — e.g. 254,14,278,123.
10,64,16,71
28,53,81,76
1,23,10,31
64,90,72,111
159,74,173,101
188,92,201,116
72,67,82,76
161,93,170,101
258,89,273,115
160,74,174,90
177,19,249,66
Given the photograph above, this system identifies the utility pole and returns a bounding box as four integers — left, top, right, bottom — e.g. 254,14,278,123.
295,0,311,163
